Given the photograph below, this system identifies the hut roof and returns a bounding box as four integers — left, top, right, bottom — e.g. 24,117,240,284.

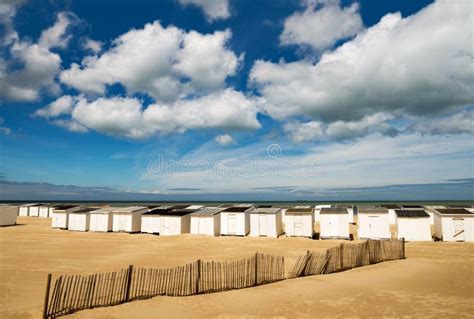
255,205,273,208
192,207,225,216
435,208,473,216
381,204,400,209
72,207,98,214
218,204,234,208
112,206,147,213
54,205,80,211
395,210,430,218
335,204,353,208
222,206,250,212
159,209,197,216
401,205,424,209
143,207,175,215
250,207,281,214
358,206,388,214
285,208,313,214
320,207,347,214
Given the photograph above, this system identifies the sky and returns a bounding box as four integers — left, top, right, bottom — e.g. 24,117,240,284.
0,0,473,201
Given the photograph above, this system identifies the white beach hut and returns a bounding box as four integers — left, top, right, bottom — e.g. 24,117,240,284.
433,208,474,242
320,207,350,239
38,204,51,218
425,206,446,225
314,205,331,222
335,204,354,223
157,208,197,236
284,208,314,238
357,206,391,240
220,206,253,236
18,203,37,216
249,207,283,238
0,206,18,226
51,205,82,229
395,210,432,241
381,204,401,224
28,204,42,217
190,207,225,236
89,207,118,232
68,207,98,231
112,206,148,233
141,207,174,234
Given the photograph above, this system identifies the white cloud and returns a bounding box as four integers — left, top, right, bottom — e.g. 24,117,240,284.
0,116,11,135
0,0,27,45
0,11,74,102
281,0,363,51
178,0,230,21
35,95,75,118
83,38,102,54
408,110,474,135
284,121,324,143
250,0,474,124
51,119,88,133
215,134,235,146
44,89,259,138
60,22,240,102
38,12,75,49
0,42,61,101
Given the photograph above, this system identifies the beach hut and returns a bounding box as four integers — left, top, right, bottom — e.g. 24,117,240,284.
425,206,446,225
0,206,18,226
38,204,51,218
190,207,225,236
112,206,148,233
186,204,204,210
89,207,118,232
28,204,43,217
335,204,354,223
68,207,98,231
381,204,401,224
51,205,82,229
357,206,391,240
141,207,174,234
18,203,36,216
284,208,314,238
314,205,331,222
433,208,474,242
395,210,432,241
220,206,253,236
158,208,197,236
249,207,283,238
320,207,350,239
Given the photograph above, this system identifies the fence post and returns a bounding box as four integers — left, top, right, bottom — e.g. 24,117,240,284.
254,252,258,286
42,273,52,319
196,259,201,294
125,265,133,302
402,237,405,259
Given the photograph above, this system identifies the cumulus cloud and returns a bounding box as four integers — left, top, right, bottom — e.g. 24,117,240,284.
51,119,88,133
35,95,76,118
82,38,102,54
178,0,230,21
407,110,474,135
250,0,474,124
60,22,240,102
215,134,235,145
284,113,396,143
0,0,27,45
0,11,74,102
281,0,363,51
38,12,76,49
284,121,324,143
42,89,260,138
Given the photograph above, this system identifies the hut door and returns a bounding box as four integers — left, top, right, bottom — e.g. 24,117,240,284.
228,214,237,235
294,215,303,236
259,214,267,236
117,215,127,231
368,216,378,238
453,218,465,241
198,217,207,234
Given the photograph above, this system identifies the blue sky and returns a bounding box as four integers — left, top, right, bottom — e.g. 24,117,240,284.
0,0,473,200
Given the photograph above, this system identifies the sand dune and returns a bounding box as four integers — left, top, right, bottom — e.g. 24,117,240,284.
0,217,473,318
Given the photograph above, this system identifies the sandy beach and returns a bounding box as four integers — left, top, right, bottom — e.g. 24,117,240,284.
1,217,473,318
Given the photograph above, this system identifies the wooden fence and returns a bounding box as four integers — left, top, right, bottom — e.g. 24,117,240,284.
289,239,405,277
43,253,285,318
43,239,405,318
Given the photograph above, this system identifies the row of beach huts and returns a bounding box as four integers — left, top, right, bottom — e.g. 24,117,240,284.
1,203,474,242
